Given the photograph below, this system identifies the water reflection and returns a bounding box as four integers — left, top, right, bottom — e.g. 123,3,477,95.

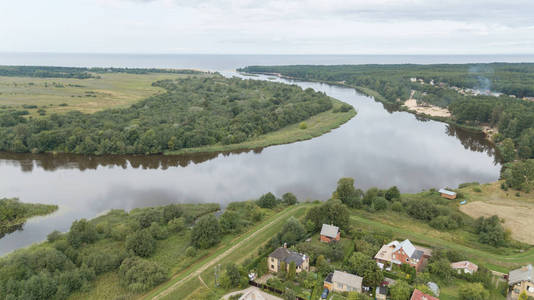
0,148,264,172
0,77,501,255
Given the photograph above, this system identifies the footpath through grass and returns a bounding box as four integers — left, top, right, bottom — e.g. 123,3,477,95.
145,203,313,300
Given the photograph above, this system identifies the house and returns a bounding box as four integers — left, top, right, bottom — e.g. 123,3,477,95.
508,264,534,299
375,239,430,271
450,261,478,274
324,270,363,293
376,286,388,300
237,287,283,300
438,189,457,199
320,224,340,243
268,246,309,274
410,289,439,300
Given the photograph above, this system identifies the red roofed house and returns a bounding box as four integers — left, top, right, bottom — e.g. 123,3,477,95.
450,261,478,274
374,239,431,272
410,289,439,300
320,224,340,243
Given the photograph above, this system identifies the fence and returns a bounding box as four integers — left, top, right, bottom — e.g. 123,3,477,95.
249,281,307,300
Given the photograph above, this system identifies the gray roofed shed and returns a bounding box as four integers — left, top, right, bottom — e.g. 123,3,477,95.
509,264,534,286
320,224,339,238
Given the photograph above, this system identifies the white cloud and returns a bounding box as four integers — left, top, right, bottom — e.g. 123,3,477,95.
0,0,533,54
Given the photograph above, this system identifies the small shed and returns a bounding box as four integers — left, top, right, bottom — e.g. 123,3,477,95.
439,188,457,199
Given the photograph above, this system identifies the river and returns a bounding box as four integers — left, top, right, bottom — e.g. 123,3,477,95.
0,54,513,255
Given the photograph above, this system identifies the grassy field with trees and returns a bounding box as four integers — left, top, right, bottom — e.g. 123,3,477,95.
0,198,58,238
0,68,355,155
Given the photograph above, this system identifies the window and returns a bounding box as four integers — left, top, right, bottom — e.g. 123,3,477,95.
271,258,274,262
271,265,274,269
406,258,409,262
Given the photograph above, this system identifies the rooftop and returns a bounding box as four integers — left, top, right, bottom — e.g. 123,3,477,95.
331,270,363,289
439,188,456,196
509,264,533,286
269,247,307,267
320,224,340,239
451,261,478,272
410,289,439,300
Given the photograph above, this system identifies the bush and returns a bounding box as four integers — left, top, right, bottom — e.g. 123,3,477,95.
125,230,156,257
47,230,62,243
282,192,298,205
168,217,185,233
67,219,97,248
257,192,278,208
391,201,403,212
191,214,221,249
299,122,307,129
373,197,388,211
149,222,169,240
185,246,197,257
118,257,168,292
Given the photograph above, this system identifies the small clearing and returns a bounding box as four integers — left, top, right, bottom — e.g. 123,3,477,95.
403,90,451,118
460,201,534,245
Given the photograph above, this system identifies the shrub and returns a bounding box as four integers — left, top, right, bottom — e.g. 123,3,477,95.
125,230,156,257
67,219,97,248
191,214,221,249
257,192,278,209
299,122,307,129
118,257,168,292
168,217,185,233
47,230,62,243
185,246,197,257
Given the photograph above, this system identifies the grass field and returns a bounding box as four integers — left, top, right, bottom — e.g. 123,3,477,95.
349,209,534,273
459,181,534,245
145,204,313,300
0,72,199,116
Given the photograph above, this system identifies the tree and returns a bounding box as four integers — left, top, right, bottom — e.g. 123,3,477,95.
282,192,298,205
316,255,332,275
162,204,183,223
257,192,278,208
149,222,168,240
373,197,388,211
345,252,384,288
168,217,185,232
288,261,296,281
221,263,242,288
304,199,350,232
118,257,167,292
428,258,454,282
458,282,489,300
279,217,307,246
126,230,155,257
474,215,506,246
191,214,221,249
335,177,359,207
390,280,413,300
67,219,97,248
499,138,516,163
283,287,297,300
385,186,401,201
220,210,240,233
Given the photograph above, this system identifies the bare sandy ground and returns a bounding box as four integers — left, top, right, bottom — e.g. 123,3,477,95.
460,201,534,245
404,98,451,118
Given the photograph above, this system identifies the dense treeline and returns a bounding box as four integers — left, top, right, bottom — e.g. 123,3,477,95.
0,76,335,155
0,65,202,79
240,64,534,165
0,198,58,238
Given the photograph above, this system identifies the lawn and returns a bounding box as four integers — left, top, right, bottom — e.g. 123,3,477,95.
0,72,201,116
349,210,534,273
458,181,534,245
152,203,314,300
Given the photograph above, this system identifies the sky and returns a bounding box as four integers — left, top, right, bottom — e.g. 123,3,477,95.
1,0,533,54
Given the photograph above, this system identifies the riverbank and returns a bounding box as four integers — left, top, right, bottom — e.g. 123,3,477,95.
165,97,356,155
0,198,58,238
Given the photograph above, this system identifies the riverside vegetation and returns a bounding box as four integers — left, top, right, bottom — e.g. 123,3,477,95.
0,198,58,238
0,67,355,155
240,63,534,191
2,179,532,300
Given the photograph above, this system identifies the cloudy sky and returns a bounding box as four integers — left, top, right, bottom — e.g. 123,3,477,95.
1,0,533,54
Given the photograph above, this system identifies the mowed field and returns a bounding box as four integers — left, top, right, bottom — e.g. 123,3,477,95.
0,72,201,116
459,181,534,245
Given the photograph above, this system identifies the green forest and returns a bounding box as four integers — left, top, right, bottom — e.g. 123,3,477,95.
0,75,338,155
0,65,201,79
240,64,534,170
